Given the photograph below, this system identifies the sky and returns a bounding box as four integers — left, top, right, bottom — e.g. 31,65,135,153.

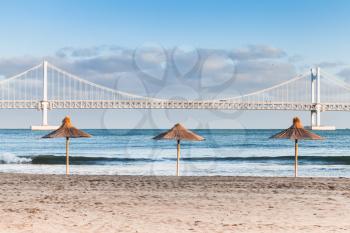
0,0,350,129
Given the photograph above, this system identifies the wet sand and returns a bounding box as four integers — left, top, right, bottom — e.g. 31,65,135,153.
0,173,350,233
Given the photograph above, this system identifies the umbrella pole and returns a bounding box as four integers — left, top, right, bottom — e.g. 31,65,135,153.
177,140,180,176
66,137,70,176
294,139,298,177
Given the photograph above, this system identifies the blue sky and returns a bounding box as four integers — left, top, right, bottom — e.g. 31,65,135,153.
1,0,349,60
0,0,350,128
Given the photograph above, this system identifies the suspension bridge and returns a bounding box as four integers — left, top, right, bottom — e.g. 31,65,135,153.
0,61,349,130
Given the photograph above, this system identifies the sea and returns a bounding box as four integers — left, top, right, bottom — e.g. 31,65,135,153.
0,129,349,177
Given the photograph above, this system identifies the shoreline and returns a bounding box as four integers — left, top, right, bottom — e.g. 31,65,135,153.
1,171,350,178
1,173,350,232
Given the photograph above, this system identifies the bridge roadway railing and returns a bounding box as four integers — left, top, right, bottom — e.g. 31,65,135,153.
1,100,350,111
47,100,315,111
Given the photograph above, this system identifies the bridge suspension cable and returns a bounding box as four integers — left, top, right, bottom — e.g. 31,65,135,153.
221,73,311,103
319,70,350,103
47,63,164,102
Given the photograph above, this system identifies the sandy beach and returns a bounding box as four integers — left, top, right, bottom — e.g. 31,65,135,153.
0,174,349,233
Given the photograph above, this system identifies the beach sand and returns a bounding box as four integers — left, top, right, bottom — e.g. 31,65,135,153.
0,174,349,233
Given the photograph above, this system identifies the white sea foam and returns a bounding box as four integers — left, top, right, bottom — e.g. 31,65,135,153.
0,153,31,164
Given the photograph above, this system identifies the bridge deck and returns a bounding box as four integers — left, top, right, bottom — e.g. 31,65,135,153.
0,100,349,111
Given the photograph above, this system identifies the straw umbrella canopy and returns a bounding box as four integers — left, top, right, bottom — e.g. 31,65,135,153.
153,123,204,176
42,116,91,175
270,117,323,177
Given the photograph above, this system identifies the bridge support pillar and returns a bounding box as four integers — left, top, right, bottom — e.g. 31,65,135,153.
31,61,59,131
42,102,48,126
311,110,317,127
308,67,335,130
311,108,321,127
310,68,321,128
316,108,321,126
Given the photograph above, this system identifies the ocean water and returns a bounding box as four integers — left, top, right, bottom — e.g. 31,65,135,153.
0,129,349,177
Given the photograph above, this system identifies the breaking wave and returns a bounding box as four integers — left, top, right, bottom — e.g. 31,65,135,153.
0,153,31,164
2,155,350,165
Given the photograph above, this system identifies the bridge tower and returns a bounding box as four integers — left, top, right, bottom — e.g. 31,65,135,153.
31,61,59,130
310,67,321,128
309,67,335,130
42,60,48,126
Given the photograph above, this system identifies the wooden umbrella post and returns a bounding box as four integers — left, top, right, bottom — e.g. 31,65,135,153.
152,123,204,177
294,139,298,177
270,117,323,178
176,140,180,176
42,117,91,177
66,137,70,176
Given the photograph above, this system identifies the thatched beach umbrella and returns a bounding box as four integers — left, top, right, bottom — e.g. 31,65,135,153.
42,116,91,176
270,117,323,177
153,123,204,176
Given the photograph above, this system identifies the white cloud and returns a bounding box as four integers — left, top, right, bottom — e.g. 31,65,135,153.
0,44,299,99
338,67,350,80
231,45,286,60
201,55,236,89
316,61,346,68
